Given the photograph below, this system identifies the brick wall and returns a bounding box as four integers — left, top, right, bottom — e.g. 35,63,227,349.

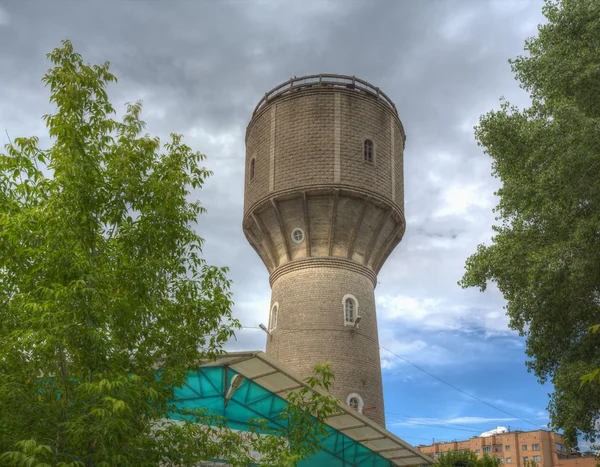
244,88,405,216
266,261,386,426
418,430,592,467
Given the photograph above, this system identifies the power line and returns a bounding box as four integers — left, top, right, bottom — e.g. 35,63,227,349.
385,412,489,431
394,435,435,442
386,419,481,434
379,344,540,429
238,326,541,430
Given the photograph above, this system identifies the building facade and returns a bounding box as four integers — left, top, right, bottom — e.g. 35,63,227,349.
418,430,597,467
242,74,406,427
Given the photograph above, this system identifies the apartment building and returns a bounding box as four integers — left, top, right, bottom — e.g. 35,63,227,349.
418,429,597,467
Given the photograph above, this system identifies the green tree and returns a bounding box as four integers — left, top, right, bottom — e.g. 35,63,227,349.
437,451,501,467
459,0,600,448
0,40,339,466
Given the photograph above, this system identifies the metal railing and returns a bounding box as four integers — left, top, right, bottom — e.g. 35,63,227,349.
252,74,398,117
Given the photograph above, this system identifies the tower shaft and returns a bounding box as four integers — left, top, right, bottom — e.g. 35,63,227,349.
268,260,385,424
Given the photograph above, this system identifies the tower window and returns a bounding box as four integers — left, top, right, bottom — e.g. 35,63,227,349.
291,227,304,244
364,139,374,163
345,298,354,323
250,158,255,181
346,393,364,413
342,294,358,325
269,303,278,331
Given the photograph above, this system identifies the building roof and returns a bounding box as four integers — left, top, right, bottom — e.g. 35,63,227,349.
174,351,434,467
423,428,564,446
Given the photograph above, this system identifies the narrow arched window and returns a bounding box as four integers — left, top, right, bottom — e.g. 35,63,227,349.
342,294,358,325
250,158,255,181
346,393,364,413
364,139,374,163
269,303,278,331
345,298,354,323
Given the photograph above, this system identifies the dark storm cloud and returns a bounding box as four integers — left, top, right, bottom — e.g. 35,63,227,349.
0,0,544,357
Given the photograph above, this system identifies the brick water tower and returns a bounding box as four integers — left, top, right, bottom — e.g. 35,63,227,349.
243,75,405,427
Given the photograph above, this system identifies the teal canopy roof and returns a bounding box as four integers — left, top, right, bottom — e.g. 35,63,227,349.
171,352,434,467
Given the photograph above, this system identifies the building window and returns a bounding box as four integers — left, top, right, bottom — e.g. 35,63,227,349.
342,294,358,325
346,393,364,413
250,158,255,181
556,444,566,452
505,446,511,451
475,450,480,455
532,444,540,451
522,445,528,451
533,456,541,463
499,459,504,464
269,303,278,331
506,458,512,464
364,139,374,163
483,446,492,454
291,227,304,244
495,445,503,452
523,457,529,463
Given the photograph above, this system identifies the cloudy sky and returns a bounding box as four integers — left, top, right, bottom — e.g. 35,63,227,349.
0,0,564,447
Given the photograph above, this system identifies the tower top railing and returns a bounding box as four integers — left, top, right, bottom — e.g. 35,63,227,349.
252,74,398,117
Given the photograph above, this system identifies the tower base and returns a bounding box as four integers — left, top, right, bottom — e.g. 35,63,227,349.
266,259,386,427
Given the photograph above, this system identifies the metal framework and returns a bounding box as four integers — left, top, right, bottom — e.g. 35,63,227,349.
171,352,434,467
252,74,399,117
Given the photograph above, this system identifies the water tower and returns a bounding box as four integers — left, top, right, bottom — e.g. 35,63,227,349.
243,75,405,427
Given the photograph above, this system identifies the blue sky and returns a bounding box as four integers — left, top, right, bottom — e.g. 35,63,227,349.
0,0,569,449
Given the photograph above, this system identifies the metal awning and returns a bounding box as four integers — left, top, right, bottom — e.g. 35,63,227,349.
173,351,434,467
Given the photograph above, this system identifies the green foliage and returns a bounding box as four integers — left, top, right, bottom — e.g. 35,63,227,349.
437,450,501,467
459,0,600,448
0,40,339,466
580,325,600,386
280,363,340,461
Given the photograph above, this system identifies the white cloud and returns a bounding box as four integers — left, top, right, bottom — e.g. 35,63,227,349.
377,294,512,335
0,6,9,25
434,183,494,219
379,336,452,370
439,8,479,42
484,398,550,420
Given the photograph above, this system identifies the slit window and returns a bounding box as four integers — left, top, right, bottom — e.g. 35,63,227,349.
269,303,278,331
250,158,255,181
364,139,374,163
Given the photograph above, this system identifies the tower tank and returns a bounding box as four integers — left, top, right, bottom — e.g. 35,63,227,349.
243,75,406,427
